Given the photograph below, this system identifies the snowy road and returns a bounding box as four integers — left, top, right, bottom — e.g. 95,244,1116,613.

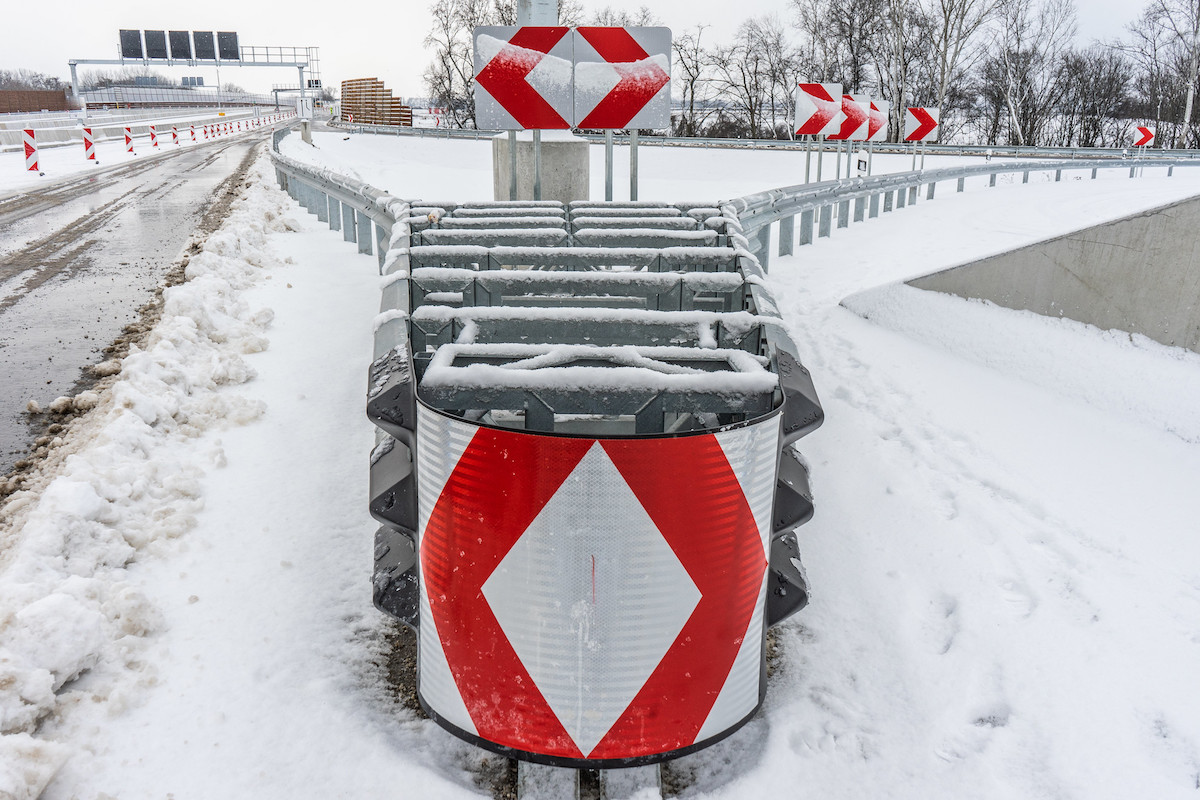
0,134,268,474
2,132,1200,799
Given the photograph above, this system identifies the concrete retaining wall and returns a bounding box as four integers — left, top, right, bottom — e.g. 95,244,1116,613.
908,193,1200,353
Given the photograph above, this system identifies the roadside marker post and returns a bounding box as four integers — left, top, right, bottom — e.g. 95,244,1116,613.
23,129,41,174
83,128,95,161
124,127,133,154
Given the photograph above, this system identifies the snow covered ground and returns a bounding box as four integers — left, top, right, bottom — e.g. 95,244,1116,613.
2,133,1200,799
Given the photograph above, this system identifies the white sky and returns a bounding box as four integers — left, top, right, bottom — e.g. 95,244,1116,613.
0,0,1140,100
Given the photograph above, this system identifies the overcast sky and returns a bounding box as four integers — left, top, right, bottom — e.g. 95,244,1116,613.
0,0,1143,100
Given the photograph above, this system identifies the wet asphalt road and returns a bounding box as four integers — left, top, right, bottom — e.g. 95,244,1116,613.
0,134,267,475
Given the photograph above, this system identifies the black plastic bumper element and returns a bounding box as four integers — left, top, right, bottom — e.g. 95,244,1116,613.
773,445,814,535
373,526,419,628
766,531,810,627
367,348,416,446
368,436,418,532
776,349,824,445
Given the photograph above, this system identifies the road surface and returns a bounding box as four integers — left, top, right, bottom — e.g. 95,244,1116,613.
0,133,267,476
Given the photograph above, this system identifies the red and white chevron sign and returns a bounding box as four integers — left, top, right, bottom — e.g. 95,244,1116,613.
793,82,843,137
868,99,889,142
827,94,870,141
473,26,671,130
903,106,939,142
415,404,777,763
1133,126,1154,147
23,129,37,172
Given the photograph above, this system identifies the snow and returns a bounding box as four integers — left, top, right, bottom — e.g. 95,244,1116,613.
2,131,1200,798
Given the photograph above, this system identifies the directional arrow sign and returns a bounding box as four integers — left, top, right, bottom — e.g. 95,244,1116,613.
903,106,939,142
868,99,889,142
1133,126,1154,147
474,26,574,129
574,27,671,129
794,82,844,137
827,94,870,141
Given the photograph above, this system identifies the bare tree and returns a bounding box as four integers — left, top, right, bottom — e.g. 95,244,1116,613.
589,5,661,26
673,25,715,136
987,0,1077,145
927,0,997,114
1141,0,1200,145
708,18,776,137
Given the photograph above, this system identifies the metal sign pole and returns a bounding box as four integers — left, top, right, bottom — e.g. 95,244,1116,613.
911,141,917,171
920,140,926,170
533,129,542,201
605,129,614,201
868,141,873,176
509,130,518,201
630,129,639,201
816,135,824,182
835,140,842,179
805,135,812,183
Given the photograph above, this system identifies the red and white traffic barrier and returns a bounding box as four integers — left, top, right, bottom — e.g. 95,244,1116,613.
190,125,196,142
83,128,95,161
237,120,241,131
172,126,178,145
23,129,40,174
150,125,159,148
125,127,133,153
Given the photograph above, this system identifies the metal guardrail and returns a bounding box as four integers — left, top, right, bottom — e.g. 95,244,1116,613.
727,156,1200,270
328,119,1200,161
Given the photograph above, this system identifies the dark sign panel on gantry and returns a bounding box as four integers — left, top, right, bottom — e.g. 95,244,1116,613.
169,31,192,60
193,31,217,60
217,32,240,60
144,30,168,60
119,30,143,60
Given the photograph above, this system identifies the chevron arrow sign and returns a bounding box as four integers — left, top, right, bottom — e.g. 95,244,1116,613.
903,106,940,142
793,82,844,137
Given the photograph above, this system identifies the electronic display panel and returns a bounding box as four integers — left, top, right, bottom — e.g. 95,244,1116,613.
169,31,192,60
217,31,240,60
144,30,168,59
193,31,216,60
119,30,143,59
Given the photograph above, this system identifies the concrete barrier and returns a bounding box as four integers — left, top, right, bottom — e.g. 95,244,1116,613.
491,131,589,204
908,193,1200,353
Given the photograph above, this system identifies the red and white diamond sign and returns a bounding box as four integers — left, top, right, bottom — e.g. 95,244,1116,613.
573,26,671,129
415,404,777,762
473,26,671,130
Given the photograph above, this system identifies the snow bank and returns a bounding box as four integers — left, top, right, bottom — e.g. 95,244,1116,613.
0,144,295,795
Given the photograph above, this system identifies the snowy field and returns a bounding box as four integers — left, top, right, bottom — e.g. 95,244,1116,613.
2,133,1200,799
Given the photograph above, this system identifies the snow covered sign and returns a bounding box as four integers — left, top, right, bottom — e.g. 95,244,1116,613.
572,26,671,129
903,106,939,142
826,94,870,141
414,404,779,766
793,82,843,137
1133,126,1154,147
473,26,671,129
868,99,889,142
474,26,574,129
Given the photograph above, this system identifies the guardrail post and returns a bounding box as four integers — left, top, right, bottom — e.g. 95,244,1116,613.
956,177,965,193
883,191,893,212
818,205,832,238
343,204,357,244
799,209,814,245
837,200,849,228
853,196,865,222
1169,165,1175,177
1022,171,1029,184
989,173,997,187
754,225,771,270
778,215,794,257
329,197,341,231
357,211,374,256
907,186,917,205
926,182,936,200
1129,165,1136,178
896,189,906,209
1091,167,1097,179
315,191,329,223
375,223,390,270
1054,169,1061,182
